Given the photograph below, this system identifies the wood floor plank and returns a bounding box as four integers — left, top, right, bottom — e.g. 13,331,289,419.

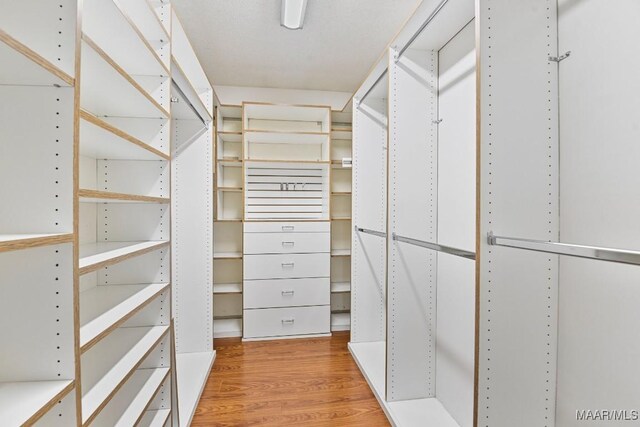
193,332,390,426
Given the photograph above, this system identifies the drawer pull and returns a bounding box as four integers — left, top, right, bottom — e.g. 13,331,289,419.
282,226,295,231
282,241,295,247
281,262,295,268
281,290,295,296
281,318,295,324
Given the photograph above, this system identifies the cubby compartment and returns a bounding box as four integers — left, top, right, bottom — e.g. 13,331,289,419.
82,0,170,112
213,222,243,258
216,190,243,221
217,105,243,133
216,161,243,190
217,132,243,161
213,293,243,320
331,139,353,164
330,194,352,220
0,244,76,426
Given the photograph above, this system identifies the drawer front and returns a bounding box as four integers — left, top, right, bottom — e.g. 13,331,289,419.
244,221,330,234
244,232,329,255
244,278,330,309
244,253,330,280
243,306,330,338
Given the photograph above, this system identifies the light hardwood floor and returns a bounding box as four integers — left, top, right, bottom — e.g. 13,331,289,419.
192,332,390,426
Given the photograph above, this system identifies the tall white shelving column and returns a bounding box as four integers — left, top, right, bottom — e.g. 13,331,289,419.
0,2,79,425
171,8,216,426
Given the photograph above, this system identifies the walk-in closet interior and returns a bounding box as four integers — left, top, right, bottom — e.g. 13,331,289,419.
1,0,638,425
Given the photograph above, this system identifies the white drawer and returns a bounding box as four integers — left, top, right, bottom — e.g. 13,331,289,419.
243,306,330,338
244,253,330,280
244,221,330,233
244,232,329,255
244,278,330,309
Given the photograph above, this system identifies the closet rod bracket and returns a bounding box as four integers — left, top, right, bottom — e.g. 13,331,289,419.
549,51,571,63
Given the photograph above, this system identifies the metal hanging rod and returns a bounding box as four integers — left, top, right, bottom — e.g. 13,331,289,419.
487,232,640,266
392,232,475,260
397,0,451,59
171,80,207,126
356,69,388,107
355,226,387,239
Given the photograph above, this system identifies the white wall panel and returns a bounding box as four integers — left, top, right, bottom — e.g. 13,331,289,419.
351,92,387,344
435,20,476,427
477,1,559,426
556,1,640,424
171,118,213,353
387,47,438,402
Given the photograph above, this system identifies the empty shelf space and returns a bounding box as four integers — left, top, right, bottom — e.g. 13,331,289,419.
331,312,351,331
331,217,352,221
218,131,243,141
215,218,243,223
0,233,73,253
176,351,215,426
138,409,171,427
79,189,169,204
331,282,351,293
213,252,243,259
331,249,351,257
213,283,243,294
81,36,169,119
245,159,330,165
0,31,73,86
331,191,352,195
218,160,243,167
82,325,169,425
0,380,74,426
331,309,350,314
245,130,330,142
80,283,170,352
79,241,170,275
92,367,169,427
80,110,169,161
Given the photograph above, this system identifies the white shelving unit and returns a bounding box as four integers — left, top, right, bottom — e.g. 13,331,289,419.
0,1,78,425
79,1,174,424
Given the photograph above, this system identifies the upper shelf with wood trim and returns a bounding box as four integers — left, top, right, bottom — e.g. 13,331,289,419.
80,110,170,161
79,189,170,204
80,37,170,119
0,31,73,87
79,241,170,275
244,103,332,133
0,1,77,79
0,380,75,427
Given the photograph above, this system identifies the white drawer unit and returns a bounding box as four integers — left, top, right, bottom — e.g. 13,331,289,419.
244,231,330,255
244,253,330,280
244,221,330,233
244,278,330,309
242,220,331,340
243,306,331,339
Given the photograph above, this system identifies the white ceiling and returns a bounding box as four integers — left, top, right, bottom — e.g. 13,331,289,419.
170,0,423,93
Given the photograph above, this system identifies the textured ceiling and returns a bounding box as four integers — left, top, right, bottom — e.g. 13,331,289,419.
171,0,422,92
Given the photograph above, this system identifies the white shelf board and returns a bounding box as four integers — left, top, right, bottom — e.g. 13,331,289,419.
79,241,169,274
0,380,74,426
214,318,243,338
213,283,242,294
213,251,242,259
92,367,169,427
244,103,329,123
80,112,168,161
349,342,459,427
245,130,329,145
0,233,73,253
0,36,72,86
218,160,243,168
138,409,171,427
81,38,168,119
331,282,351,293
176,351,216,427
80,283,169,350
217,132,243,143
331,249,351,257
82,325,169,424
331,130,353,140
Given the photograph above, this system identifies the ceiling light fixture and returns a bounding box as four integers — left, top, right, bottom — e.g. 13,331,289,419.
281,0,308,30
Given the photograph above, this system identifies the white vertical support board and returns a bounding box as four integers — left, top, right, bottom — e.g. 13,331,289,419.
556,1,640,424
477,1,559,426
435,19,476,427
351,87,388,344
171,117,214,353
387,47,438,402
